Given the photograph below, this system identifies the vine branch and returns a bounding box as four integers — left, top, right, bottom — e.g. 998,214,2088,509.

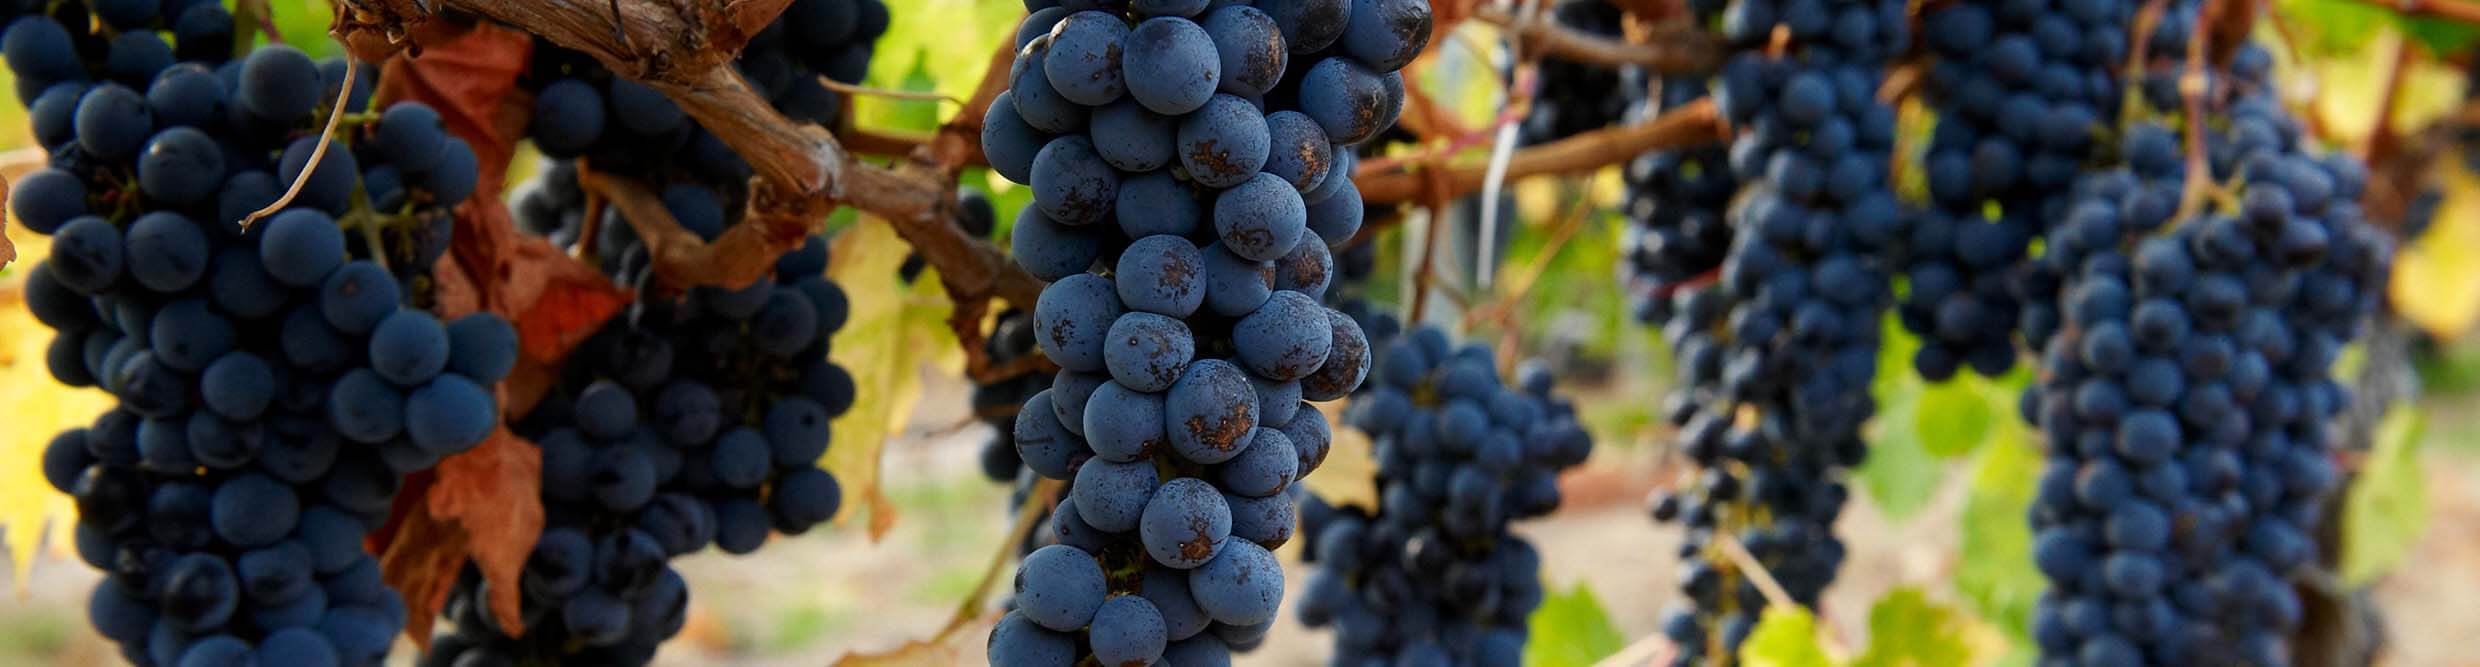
1473,4,1723,73
1356,99,1726,203
337,1,1044,309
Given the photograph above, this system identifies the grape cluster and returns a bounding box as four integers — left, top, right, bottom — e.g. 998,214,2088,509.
11,11,496,662
1900,0,2133,379
1516,0,1638,145
1295,318,1594,664
1620,77,1737,324
2019,44,2390,666
981,0,1422,662
423,256,855,664
1641,0,1910,661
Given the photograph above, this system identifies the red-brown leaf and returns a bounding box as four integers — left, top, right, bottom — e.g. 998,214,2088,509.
372,24,532,201
376,427,543,650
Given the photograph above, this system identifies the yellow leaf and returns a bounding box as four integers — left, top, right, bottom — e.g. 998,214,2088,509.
1300,401,1378,512
2390,162,2480,337
823,219,961,541
0,237,116,589
2309,30,2468,148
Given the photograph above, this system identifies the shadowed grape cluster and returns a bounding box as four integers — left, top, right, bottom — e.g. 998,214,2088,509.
1294,318,1594,665
11,9,497,663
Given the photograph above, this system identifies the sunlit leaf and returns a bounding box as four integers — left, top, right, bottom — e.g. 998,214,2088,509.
1913,378,1994,459
1953,423,2045,644
1303,402,1379,512
1738,606,1834,667
2391,159,2480,338
1527,583,1625,667
859,0,1023,131
0,239,115,587
2342,407,2427,586
1852,589,1975,667
825,219,964,540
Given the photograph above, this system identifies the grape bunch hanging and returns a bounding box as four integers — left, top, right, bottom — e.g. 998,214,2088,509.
979,0,1430,662
9,2,501,663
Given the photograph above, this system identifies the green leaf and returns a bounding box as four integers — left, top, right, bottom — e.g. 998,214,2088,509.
1852,589,1974,667
2277,0,2398,54
1525,584,1625,667
861,0,1024,129
1913,378,1994,459
2341,407,2428,586
1860,315,1942,521
1954,422,2045,642
2402,17,2480,55
824,219,965,540
1738,607,1834,667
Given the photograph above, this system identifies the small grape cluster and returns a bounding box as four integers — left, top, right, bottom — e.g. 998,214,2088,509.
445,155,859,667
1516,0,1639,145
1295,318,1594,665
1643,0,1910,661
2019,44,2390,666
1899,0,2133,379
982,0,1423,662
11,13,497,663
1619,77,1737,324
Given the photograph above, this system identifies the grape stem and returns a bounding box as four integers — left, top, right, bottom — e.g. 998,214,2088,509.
944,477,1066,633
813,75,967,106
241,56,360,232
1356,99,1727,203
1473,4,1724,74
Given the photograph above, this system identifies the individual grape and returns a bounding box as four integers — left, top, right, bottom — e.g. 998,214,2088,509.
9,167,86,234
1114,171,1206,239
1035,273,1127,373
329,369,407,444
1165,358,1260,464
444,314,518,384
1260,110,1332,193
406,375,496,454
1188,540,1281,625
1295,58,1392,144
1213,173,1308,262
277,137,359,215
1259,0,1350,54
200,352,274,421
1122,16,1220,115
1011,207,1104,282
75,83,155,160
1216,428,1296,497
238,44,319,122
259,210,347,287
1090,596,1170,666
1015,544,1110,631
1089,99,1178,172
1176,94,1270,188
210,473,299,548
1073,458,1161,533
1043,11,1130,106
317,261,401,335
1340,0,1431,72
1102,313,1196,395
1232,291,1333,380
125,210,211,292
4,17,83,85
1031,135,1120,225
139,125,226,205
983,91,1052,183
369,310,451,386
988,611,1077,667
419,138,481,206
1140,477,1232,568
1203,6,1286,96
47,216,123,293
1012,37,1092,134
